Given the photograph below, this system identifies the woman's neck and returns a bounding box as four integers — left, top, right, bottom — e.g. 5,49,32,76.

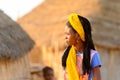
74,43,84,52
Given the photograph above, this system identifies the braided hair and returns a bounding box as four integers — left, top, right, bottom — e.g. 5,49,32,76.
78,16,95,74
62,46,71,68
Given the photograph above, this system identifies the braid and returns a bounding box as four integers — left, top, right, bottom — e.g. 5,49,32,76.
62,46,71,68
78,16,95,74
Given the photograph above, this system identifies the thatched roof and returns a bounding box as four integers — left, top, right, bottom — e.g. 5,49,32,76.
89,0,120,49
0,10,35,59
18,0,120,50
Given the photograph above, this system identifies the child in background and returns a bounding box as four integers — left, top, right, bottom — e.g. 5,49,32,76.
42,66,54,80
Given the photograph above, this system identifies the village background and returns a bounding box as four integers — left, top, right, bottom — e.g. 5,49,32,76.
0,0,120,80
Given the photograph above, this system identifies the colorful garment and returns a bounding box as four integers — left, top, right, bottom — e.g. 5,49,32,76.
65,46,101,80
89,50,101,80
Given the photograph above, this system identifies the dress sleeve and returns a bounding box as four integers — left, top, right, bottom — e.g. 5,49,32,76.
91,52,102,68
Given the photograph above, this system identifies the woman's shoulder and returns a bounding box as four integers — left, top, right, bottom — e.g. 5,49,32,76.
90,49,98,54
90,49,100,60
90,49,102,68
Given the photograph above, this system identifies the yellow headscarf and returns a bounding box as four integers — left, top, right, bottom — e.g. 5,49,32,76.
68,13,85,42
66,14,87,80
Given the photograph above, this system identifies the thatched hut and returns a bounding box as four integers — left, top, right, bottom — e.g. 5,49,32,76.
18,0,120,80
0,10,34,80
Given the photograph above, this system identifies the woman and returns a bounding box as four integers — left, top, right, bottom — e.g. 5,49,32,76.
62,13,101,80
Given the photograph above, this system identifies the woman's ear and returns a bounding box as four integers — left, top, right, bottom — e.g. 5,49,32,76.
75,33,80,39
75,33,83,44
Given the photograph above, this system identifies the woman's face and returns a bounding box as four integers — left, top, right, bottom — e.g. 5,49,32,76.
64,25,77,46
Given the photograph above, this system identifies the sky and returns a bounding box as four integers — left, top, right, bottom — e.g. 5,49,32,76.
0,0,44,21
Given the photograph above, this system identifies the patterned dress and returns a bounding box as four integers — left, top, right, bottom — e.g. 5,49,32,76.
64,49,101,80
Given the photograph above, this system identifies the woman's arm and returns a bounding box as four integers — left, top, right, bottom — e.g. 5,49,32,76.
92,66,101,80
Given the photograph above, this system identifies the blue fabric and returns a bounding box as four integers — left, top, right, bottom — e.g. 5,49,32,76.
88,52,102,80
